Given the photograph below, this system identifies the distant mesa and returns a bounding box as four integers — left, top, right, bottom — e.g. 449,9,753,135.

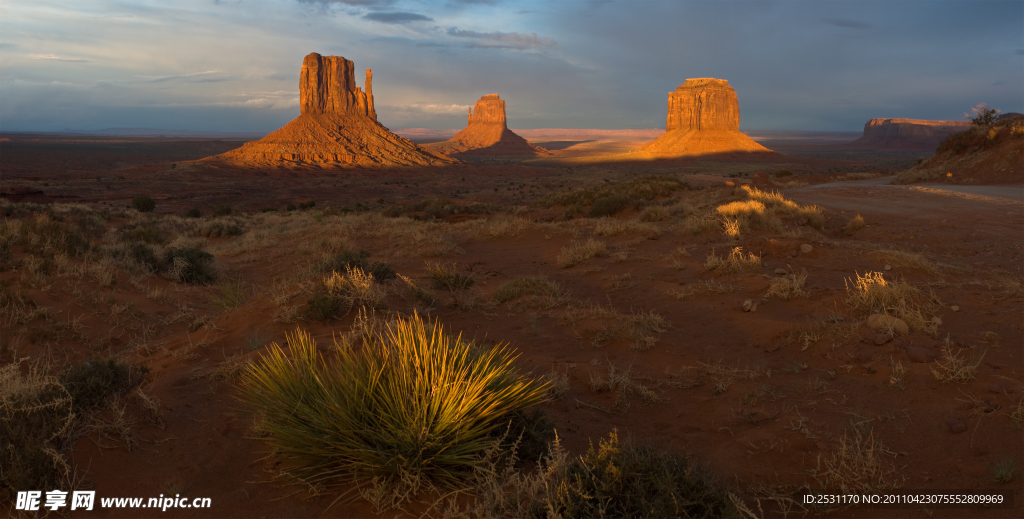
208,53,455,167
424,94,549,156
849,118,971,150
630,78,772,157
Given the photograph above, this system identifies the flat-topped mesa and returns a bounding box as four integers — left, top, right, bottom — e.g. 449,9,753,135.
631,78,771,157
205,53,454,168
300,53,375,118
666,78,740,132
467,94,507,127
849,118,970,150
424,94,548,157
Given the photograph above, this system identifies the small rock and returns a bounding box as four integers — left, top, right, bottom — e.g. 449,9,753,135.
750,301,758,312
884,264,892,271
800,243,813,254
905,345,936,363
947,418,967,434
774,268,787,275
867,314,909,335
988,383,1013,394
983,331,999,343
932,316,942,326
796,218,808,226
950,305,959,312
873,333,893,345
742,299,753,312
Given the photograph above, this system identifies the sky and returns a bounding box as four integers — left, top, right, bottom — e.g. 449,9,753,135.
0,0,1021,133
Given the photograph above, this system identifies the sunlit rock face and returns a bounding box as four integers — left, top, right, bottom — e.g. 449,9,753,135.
425,94,548,157
849,118,971,150
207,53,455,168
632,78,771,157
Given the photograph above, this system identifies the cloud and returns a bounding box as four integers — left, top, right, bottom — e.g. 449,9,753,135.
266,72,293,81
381,102,472,115
363,12,433,24
822,18,872,30
28,54,89,62
446,29,557,49
1015,49,1024,55
297,0,395,6
135,70,222,83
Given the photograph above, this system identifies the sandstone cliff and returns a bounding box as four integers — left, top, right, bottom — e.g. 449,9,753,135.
849,118,971,150
425,94,548,156
631,79,771,157
209,53,455,168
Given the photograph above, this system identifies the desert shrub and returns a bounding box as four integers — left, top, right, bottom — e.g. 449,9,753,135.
315,249,396,281
556,238,607,268
109,242,161,273
428,262,475,291
546,430,741,519
131,195,155,213
1,363,74,503
306,291,345,321
844,214,866,232
213,204,232,216
163,247,216,284
212,277,251,311
738,185,824,228
299,201,316,210
286,203,296,212
587,195,631,218
59,359,149,413
17,214,93,258
493,277,561,303
775,169,793,177
237,315,549,510
536,176,688,209
968,103,1000,126
186,208,202,218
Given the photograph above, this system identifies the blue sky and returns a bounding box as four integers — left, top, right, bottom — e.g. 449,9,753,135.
0,0,1021,132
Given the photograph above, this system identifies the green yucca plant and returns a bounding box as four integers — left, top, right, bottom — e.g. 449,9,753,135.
237,312,549,510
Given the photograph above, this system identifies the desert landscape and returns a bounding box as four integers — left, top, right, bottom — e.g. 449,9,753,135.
2,3,1023,518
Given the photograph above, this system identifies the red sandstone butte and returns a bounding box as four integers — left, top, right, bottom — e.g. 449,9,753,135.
208,53,455,168
425,94,548,156
848,118,971,150
631,78,771,157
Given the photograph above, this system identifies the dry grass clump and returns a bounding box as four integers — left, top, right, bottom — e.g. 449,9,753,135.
1,362,75,502
765,270,808,300
740,185,825,228
323,266,387,310
485,217,531,239
811,429,901,494
888,357,908,389
590,363,661,411
438,431,746,519
931,340,984,383
238,315,550,511
638,205,670,222
592,218,659,237
678,214,721,235
427,262,476,291
870,249,939,274
493,277,565,308
844,214,865,232
715,200,782,237
844,271,937,334
705,247,762,273
557,238,607,268
398,274,436,309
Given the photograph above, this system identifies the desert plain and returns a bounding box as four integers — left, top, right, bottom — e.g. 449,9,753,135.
1,54,1023,519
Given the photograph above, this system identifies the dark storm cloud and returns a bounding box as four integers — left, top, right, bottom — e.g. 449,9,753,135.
446,28,557,49
822,17,872,30
363,12,433,24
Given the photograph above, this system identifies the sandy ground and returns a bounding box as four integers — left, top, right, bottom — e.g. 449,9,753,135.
1,133,1022,518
